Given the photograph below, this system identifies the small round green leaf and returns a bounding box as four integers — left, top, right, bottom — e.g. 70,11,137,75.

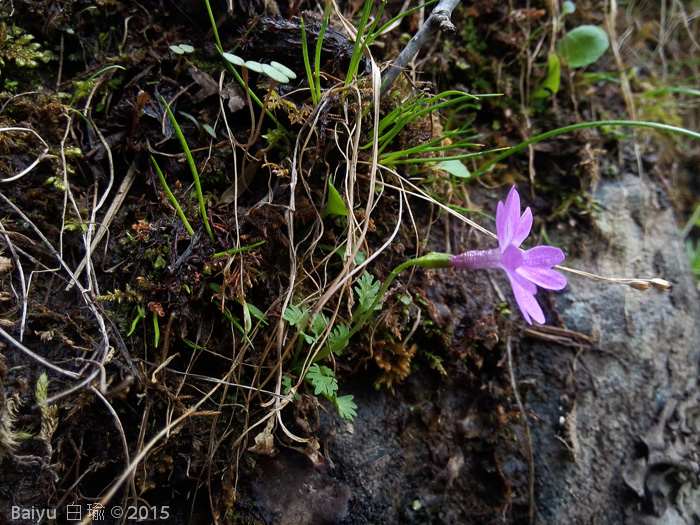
562,1,576,15
437,159,472,179
179,44,194,53
244,60,263,73
270,61,297,80
222,52,245,66
170,45,184,55
261,63,290,83
557,25,610,68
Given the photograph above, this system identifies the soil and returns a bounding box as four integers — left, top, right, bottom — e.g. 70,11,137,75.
0,1,699,524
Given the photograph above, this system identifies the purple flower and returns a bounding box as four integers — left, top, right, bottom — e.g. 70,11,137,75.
450,186,567,324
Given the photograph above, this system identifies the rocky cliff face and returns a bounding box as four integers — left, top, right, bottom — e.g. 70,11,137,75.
525,174,700,524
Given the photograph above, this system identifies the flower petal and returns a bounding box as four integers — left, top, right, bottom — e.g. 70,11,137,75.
521,245,566,268
500,244,524,273
504,265,537,295
506,272,545,324
497,186,521,250
516,266,567,290
496,200,507,250
512,206,532,247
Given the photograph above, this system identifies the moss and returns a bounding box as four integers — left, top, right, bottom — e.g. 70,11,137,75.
0,21,55,83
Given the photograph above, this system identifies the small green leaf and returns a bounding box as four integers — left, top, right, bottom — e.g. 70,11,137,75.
557,25,610,68
282,375,300,400
437,159,472,179
179,44,194,53
335,395,357,421
244,60,264,73
282,304,309,327
307,364,338,398
533,53,562,98
323,181,349,218
222,53,245,66
310,313,328,339
170,45,184,55
354,271,381,316
242,301,268,325
328,324,350,356
202,123,217,138
261,63,290,83
562,1,576,15
127,305,146,336
320,244,366,265
270,61,297,80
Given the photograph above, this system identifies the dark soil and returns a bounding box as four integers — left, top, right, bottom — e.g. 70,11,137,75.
1,1,699,524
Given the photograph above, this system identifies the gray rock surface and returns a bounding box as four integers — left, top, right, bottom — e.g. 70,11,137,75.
525,174,700,524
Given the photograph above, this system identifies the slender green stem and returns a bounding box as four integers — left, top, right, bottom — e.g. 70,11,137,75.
383,150,500,165
204,0,281,126
161,97,215,242
151,156,195,236
345,0,374,86
153,311,161,348
475,120,700,177
213,241,265,257
314,4,332,105
300,17,318,106
203,0,223,55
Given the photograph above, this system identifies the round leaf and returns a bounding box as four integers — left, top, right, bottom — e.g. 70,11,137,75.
244,60,263,73
261,63,290,83
222,53,245,66
437,159,472,179
179,44,194,53
562,1,576,15
557,25,610,68
270,61,297,81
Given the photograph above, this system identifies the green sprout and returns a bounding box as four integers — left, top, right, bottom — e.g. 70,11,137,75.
161,97,215,242
150,156,195,236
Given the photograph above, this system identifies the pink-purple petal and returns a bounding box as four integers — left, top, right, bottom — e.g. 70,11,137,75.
505,266,538,296
521,245,566,267
507,274,545,325
503,186,521,246
500,244,524,272
512,206,533,247
496,186,520,249
516,266,567,290
452,185,567,325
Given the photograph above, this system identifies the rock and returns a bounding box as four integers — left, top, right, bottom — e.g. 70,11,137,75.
524,174,700,523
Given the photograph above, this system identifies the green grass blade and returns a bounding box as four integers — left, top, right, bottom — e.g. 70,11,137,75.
345,0,374,85
213,241,266,257
161,96,215,242
474,120,700,177
150,156,195,235
314,3,332,105
300,17,318,106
